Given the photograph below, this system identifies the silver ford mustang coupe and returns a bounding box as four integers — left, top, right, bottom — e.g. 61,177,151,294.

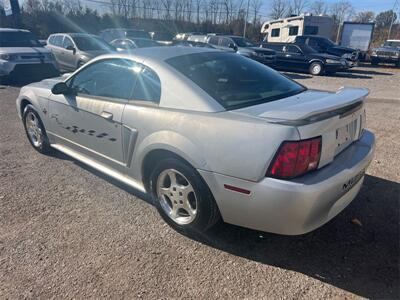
16,47,375,235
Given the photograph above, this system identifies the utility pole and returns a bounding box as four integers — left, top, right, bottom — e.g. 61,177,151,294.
388,0,398,40
243,0,250,37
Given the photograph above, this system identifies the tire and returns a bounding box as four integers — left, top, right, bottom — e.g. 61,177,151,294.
149,157,220,235
22,105,52,154
309,62,323,76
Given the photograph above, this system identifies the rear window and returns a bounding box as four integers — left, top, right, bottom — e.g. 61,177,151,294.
0,32,42,47
73,36,114,51
166,52,305,110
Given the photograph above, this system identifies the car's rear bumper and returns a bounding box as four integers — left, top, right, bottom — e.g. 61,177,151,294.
199,130,375,235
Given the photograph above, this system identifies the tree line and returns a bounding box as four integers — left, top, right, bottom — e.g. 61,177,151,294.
0,0,398,45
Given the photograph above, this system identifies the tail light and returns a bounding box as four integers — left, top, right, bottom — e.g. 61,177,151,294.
267,137,322,179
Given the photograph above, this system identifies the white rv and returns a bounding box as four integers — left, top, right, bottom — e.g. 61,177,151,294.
261,15,333,43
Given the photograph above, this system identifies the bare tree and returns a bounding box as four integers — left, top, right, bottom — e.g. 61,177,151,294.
161,0,173,19
353,11,375,23
288,0,308,16
309,0,327,15
250,0,262,25
269,0,287,19
330,0,354,23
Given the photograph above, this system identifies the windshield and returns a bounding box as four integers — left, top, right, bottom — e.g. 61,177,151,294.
231,37,256,47
319,37,336,47
384,41,400,48
167,52,305,110
0,32,42,47
153,32,173,40
74,36,114,51
127,30,151,39
134,39,159,48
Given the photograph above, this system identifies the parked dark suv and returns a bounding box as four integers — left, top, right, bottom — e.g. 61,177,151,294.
207,35,276,66
369,40,400,67
262,42,347,75
294,35,359,67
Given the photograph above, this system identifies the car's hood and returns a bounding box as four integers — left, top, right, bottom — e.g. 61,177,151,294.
331,45,356,52
81,49,112,57
372,46,400,52
23,76,64,90
0,47,51,54
238,46,275,55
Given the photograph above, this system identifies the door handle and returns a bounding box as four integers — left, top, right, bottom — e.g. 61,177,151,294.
100,111,113,120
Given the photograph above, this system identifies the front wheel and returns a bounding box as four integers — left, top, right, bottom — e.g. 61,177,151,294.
23,105,52,154
149,157,220,234
309,62,324,76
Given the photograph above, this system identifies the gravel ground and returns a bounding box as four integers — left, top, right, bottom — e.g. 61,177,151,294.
0,66,399,299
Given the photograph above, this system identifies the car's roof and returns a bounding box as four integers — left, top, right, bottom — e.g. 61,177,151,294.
387,39,400,42
0,28,31,33
109,46,218,61
49,32,98,38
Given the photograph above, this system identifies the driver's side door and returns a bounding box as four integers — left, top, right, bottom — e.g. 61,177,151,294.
48,58,139,171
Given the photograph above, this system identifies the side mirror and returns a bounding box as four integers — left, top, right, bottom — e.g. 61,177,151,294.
66,45,76,53
52,82,70,95
228,43,237,51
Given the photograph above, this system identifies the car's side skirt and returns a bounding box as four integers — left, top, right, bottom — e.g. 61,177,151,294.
50,143,146,193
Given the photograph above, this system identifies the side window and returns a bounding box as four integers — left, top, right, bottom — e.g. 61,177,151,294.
288,26,299,36
62,37,74,49
286,45,301,54
48,36,55,45
271,28,280,37
208,36,219,45
304,26,319,35
69,59,139,100
54,35,63,47
307,38,321,50
219,37,232,47
132,66,161,103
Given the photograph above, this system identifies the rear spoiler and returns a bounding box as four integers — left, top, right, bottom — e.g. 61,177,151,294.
263,87,369,126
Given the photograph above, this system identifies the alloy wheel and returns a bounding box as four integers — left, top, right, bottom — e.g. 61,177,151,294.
25,111,43,148
156,169,198,225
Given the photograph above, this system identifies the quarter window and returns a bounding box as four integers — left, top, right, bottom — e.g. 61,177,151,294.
271,28,280,37
288,26,299,36
132,67,161,103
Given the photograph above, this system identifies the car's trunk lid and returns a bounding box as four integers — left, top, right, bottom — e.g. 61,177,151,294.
234,87,368,168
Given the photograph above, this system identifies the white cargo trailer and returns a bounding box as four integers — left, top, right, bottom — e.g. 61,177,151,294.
340,22,374,52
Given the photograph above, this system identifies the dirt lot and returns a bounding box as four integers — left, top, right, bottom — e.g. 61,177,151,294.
0,65,399,299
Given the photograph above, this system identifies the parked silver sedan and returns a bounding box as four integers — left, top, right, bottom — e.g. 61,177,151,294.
16,47,375,235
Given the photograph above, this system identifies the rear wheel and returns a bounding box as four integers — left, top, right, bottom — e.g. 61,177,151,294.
309,62,323,76
149,157,220,235
23,105,51,154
